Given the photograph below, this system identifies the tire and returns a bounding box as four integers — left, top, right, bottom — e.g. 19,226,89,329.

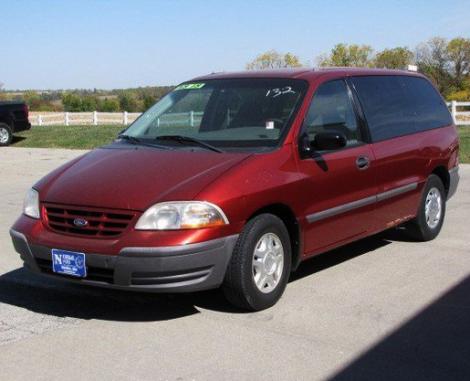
0,123,13,146
223,214,291,311
405,174,446,241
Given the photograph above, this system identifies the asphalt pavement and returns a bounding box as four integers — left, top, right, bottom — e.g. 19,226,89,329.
0,147,469,380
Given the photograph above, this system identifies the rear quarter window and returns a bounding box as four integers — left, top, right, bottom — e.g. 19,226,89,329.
351,75,452,142
401,76,453,132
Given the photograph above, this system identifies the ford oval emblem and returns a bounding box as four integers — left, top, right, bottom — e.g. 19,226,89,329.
73,218,89,227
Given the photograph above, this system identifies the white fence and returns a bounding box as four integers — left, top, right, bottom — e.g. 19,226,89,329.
28,111,205,127
448,101,470,126
28,101,470,127
29,111,142,126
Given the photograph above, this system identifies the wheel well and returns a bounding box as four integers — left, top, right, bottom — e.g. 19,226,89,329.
432,166,450,196
248,204,301,271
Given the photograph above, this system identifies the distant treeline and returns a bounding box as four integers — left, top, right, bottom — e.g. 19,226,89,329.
246,36,470,101
0,86,174,112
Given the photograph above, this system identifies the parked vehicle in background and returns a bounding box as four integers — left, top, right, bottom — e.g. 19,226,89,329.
0,101,31,146
10,68,460,311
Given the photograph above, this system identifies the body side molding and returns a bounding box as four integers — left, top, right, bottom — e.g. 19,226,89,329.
307,182,418,223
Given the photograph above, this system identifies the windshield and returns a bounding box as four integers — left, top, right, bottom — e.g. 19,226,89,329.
122,78,307,151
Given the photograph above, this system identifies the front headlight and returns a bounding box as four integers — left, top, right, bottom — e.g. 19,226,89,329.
23,188,40,219
135,201,229,230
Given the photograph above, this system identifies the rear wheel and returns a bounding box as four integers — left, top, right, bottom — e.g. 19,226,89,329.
223,214,291,311
0,123,13,146
405,174,446,241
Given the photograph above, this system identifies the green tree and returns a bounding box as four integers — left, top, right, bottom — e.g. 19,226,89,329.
374,47,414,69
143,94,156,110
62,93,83,111
416,37,449,69
448,76,470,101
17,91,60,111
318,43,373,67
80,96,98,111
447,37,470,88
118,92,139,112
23,90,41,105
447,88,470,101
246,50,302,70
99,98,120,112
416,37,453,94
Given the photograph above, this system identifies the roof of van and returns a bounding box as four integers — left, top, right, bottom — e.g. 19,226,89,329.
192,67,423,81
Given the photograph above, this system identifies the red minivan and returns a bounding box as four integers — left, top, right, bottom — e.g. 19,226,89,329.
10,68,459,310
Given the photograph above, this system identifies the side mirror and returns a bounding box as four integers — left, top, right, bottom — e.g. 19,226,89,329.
299,133,313,159
313,131,347,151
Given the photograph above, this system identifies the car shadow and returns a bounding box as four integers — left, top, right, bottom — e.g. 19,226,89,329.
11,135,26,144
329,275,470,380
290,230,394,283
0,268,201,322
0,228,416,321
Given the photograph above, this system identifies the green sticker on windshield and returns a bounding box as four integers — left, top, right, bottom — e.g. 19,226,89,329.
175,83,206,90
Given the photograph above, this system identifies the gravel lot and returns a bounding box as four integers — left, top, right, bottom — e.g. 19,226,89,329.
0,147,469,381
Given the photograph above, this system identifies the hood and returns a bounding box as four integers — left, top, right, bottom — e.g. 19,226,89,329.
37,146,250,211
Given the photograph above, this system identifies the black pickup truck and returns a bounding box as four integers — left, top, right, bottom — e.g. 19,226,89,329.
0,101,31,146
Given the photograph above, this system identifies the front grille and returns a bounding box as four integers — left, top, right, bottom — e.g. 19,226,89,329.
43,203,136,237
36,257,114,283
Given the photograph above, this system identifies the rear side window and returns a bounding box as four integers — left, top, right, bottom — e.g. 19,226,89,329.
401,76,453,132
351,76,452,141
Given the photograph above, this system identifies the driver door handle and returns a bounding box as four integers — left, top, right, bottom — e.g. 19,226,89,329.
356,156,370,170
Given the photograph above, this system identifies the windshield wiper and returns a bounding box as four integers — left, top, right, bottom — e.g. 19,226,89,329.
117,134,170,150
155,135,224,153
118,134,141,144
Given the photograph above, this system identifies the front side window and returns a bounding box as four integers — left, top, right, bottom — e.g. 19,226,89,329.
303,80,362,147
123,79,307,151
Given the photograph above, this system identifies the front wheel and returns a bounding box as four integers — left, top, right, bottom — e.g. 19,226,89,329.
405,174,446,241
223,214,291,311
0,123,13,146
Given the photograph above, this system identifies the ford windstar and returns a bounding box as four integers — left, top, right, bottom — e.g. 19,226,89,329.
10,68,459,310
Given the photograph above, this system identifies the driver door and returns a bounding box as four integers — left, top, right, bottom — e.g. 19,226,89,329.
297,79,377,255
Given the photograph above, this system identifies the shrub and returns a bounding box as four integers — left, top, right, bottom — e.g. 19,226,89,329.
99,98,120,112
447,89,470,101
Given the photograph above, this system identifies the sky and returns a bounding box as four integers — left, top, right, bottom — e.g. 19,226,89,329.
1,0,470,90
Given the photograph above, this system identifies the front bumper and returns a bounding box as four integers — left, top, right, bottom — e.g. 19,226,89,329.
10,229,238,293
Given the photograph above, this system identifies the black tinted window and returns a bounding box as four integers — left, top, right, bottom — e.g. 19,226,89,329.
304,80,362,147
351,76,414,141
351,75,452,141
402,76,453,132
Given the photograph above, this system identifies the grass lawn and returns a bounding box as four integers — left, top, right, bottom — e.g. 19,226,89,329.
10,124,470,163
12,125,124,150
458,126,470,164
